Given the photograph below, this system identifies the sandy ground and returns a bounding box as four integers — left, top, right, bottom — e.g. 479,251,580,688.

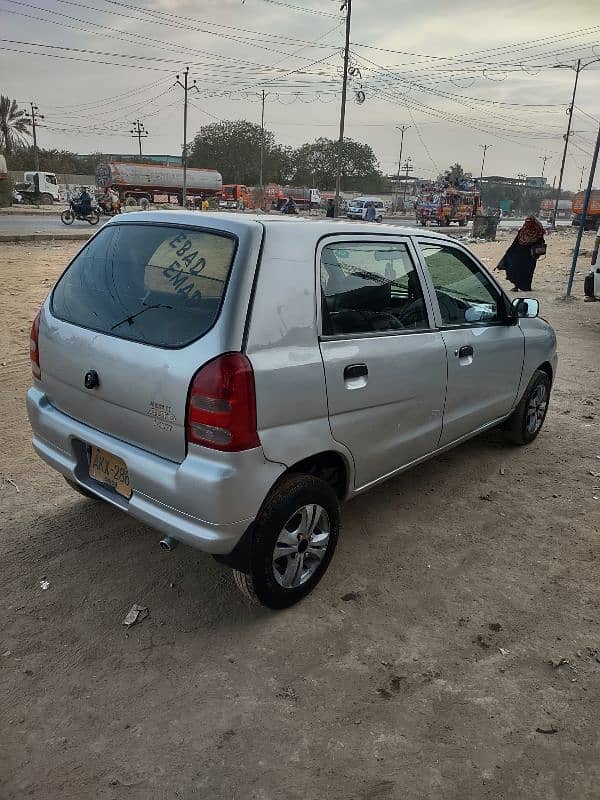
1,231,599,800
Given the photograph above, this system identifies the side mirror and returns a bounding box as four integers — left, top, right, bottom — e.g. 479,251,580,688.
512,297,539,318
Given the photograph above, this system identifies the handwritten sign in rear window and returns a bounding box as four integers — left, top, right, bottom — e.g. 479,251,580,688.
144,230,236,304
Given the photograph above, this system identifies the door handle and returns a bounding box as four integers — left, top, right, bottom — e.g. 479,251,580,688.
344,363,368,380
458,345,473,358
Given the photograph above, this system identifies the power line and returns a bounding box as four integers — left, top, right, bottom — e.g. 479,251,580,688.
254,0,339,18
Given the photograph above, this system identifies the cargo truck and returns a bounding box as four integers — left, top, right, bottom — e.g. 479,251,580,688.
572,190,600,231
13,171,60,204
95,162,222,207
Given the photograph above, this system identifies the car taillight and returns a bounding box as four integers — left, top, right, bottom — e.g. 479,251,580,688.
186,353,259,452
30,310,41,380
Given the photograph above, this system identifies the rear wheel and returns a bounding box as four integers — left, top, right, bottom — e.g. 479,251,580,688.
60,209,74,225
504,369,551,445
233,475,340,609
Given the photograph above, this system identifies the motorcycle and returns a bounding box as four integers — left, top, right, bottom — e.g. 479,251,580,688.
61,200,101,226
97,195,121,217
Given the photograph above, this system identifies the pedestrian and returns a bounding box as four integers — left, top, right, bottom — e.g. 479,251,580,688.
202,196,209,212
495,216,546,292
326,198,335,218
282,197,298,215
364,200,376,222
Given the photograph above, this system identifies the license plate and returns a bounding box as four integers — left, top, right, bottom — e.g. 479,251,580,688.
89,446,132,499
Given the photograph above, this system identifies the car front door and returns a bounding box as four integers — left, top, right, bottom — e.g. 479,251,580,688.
417,239,525,446
318,236,447,490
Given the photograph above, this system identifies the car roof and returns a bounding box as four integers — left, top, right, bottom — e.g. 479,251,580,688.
108,210,452,244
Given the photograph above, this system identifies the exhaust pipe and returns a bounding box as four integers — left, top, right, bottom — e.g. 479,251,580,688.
159,536,178,552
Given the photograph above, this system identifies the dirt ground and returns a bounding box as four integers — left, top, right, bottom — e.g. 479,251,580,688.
1,230,599,800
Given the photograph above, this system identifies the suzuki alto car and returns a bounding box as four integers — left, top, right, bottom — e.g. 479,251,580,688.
27,212,557,608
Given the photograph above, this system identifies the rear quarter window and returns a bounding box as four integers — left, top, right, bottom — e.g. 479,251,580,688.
51,223,237,348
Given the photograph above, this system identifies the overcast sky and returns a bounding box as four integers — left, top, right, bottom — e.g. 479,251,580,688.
1,0,598,189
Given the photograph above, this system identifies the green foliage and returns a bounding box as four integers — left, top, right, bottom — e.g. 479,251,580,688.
439,163,472,187
290,137,383,192
189,120,383,190
0,96,31,155
189,120,274,184
6,147,105,174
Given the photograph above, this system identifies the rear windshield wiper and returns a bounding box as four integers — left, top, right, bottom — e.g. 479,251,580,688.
111,303,173,331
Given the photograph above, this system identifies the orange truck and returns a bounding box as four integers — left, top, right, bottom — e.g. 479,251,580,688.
217,184,252,209
572,190,600,231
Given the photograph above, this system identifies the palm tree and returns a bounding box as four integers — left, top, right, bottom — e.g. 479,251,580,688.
0,96,32,155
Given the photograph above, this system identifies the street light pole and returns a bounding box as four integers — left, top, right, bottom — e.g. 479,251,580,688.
334,0,352,218
395,124,411,212
566,122,600,296
539,154,548,179
175,67,199,207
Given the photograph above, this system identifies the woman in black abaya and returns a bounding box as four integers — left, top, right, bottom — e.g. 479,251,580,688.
495,216,546,292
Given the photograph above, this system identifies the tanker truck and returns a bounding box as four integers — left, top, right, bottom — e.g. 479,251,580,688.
95,162,222,207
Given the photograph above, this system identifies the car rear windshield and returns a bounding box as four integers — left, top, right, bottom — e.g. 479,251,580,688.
51,223,237,348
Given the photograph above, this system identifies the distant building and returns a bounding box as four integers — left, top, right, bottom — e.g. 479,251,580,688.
480,175,548,189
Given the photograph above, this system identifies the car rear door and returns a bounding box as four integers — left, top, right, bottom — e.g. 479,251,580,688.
416,238,524,445
318,235,447,490
40,218,261,463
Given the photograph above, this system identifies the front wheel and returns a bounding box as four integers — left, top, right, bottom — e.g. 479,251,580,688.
88,210,100,225
504,369,551,445
60,209,74,225
233,475,340,609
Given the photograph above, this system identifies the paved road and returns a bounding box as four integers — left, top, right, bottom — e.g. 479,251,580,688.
0,212,572,236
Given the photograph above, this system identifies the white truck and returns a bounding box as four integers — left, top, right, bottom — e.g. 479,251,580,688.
14,171,60,205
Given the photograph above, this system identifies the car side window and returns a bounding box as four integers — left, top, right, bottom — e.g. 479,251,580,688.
320,242,430,336
419,243,501,326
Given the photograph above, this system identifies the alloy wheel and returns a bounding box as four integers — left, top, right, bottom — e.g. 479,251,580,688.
272,504,330,589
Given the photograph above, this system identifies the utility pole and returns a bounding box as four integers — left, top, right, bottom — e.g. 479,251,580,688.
566,122,600,296
130,119,148,157
402,157,413,206
551,59,580,229
175,67,199,207
395,124,411,211
539,154,548,179
334,0,352,217
479,144,491,180
259,90,268,205
579,164,585,191
26,103,44,171
551,56,600,228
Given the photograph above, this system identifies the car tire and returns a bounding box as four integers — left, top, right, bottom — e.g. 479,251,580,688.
64,477,100,500
504,369,551,445
40,193,54,205
232,474,340,609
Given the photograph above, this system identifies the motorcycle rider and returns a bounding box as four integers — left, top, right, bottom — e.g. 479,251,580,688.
76,187,93,217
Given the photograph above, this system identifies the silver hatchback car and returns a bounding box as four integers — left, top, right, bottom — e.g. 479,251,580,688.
27,212,557,608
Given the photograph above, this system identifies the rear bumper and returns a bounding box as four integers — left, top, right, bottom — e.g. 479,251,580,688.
26,387,285,554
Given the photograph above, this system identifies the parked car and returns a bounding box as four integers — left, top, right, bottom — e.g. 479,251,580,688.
347,196,385,222
27,213,557,608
